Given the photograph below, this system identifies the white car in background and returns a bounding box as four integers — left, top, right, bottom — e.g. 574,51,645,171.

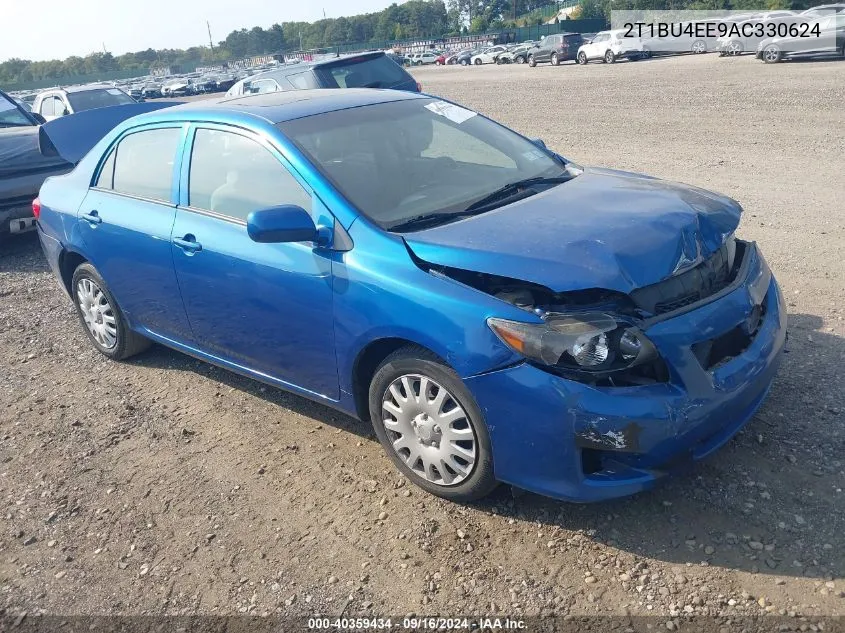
576,29,644,64
411,51,439,65
470,45,508,65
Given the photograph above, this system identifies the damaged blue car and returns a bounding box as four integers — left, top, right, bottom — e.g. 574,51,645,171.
35,89,786,503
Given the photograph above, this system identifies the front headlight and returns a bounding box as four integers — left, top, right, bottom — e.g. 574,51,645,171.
488,313,658,373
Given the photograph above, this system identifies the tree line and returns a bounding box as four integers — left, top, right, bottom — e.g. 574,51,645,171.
0,0,820,86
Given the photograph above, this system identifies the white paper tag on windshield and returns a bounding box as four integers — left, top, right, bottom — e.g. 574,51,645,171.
107,88,123,95
424,101,477,124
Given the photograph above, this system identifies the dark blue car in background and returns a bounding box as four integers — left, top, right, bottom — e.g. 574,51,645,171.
34,89,786,503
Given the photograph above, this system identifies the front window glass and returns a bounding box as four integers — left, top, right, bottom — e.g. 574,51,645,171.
189,128,310,221
279,98,573,231
66,88,135,112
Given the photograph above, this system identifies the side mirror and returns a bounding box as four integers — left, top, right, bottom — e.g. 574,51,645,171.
247,205,318,244
61,108,70,117
530,138,547,149
31,113,46,125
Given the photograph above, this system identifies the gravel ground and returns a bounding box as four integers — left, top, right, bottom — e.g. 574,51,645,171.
1,53,844,626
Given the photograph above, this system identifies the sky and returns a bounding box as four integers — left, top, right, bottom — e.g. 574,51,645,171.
0,0,399,63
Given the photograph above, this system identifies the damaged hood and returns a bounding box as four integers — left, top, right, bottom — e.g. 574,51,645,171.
403,168,742,294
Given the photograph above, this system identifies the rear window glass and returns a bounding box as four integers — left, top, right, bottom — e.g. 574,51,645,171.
67,89,135,112
314,55,410,89
111,128,180,202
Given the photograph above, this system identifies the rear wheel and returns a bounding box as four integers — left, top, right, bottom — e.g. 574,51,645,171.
460,58,468,66
691,39,707,54
473,58,482,65
726,40,743,56
71,263,150,360
604,49,615,64
515,54,526,64
577,51,588,65
368,347,497,502
550,52,560,65
528,54,537,67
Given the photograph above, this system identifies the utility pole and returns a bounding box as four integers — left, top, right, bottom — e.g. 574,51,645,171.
207,21,215,55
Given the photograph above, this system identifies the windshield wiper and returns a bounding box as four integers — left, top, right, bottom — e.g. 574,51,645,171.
462,175,573,214
387,176,573,233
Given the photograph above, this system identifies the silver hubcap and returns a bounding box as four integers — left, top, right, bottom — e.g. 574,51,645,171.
728,42,741,55
693,42,705,53
381,374,476,486
77,278,117,349
764,47,778,61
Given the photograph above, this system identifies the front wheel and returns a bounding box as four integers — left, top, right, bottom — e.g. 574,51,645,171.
726,40,743,56
577,51,588,64
762,44,782,63
691,39,707,54
527,54,536,67
550,52,560,66
604,49,615,64
460,58,468,66
71,263,151,360
515,54,526,64
368,347,497,502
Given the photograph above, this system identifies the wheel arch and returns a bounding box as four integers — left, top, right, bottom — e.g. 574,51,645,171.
59,249,89,295
351,337,448,422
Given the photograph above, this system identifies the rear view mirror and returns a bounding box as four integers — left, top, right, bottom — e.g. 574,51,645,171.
247,205,317,244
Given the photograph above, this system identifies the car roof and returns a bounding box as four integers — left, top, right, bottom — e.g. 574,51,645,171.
145,88,427,125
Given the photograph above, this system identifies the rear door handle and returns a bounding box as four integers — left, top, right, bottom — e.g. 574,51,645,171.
173,234,202,253
81,210,102,225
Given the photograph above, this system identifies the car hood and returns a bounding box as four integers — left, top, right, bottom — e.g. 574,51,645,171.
402,167,742,294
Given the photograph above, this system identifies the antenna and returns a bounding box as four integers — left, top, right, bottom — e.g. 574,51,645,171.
207,21,215,55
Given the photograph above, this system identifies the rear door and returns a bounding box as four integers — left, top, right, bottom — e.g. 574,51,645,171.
77,124,192,340
170,124,338,398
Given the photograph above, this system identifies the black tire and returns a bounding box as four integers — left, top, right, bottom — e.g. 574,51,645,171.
460,58,468,66
577,51,588,65
473,58,482,65
368,346,498,503
71,262,151,360
691,39,707,54
515,54,526,64
641,47,652,59
840,41,845,58
528,54,536,67
550,52,560,66
762,44,782,63
604,49,615,64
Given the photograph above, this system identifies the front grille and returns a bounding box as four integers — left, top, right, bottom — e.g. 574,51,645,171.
631,240,740,316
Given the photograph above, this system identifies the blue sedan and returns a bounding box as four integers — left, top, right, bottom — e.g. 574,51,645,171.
34,89,786,503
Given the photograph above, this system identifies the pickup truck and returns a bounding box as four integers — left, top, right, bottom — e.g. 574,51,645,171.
1,88,72,240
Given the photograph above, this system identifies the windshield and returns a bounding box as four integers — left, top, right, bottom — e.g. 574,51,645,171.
0,94,33,127
66,88,135,112
278,98,572,230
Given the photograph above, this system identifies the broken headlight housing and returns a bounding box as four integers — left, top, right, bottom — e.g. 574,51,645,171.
488,313,659,375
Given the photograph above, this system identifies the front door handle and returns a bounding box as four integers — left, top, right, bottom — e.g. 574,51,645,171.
173,234,202,253
81,210,102,225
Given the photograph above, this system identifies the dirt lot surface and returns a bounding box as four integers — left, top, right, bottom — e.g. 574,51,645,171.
1,54,844,626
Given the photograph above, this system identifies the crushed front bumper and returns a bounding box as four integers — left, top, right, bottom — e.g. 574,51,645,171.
464,242,786,502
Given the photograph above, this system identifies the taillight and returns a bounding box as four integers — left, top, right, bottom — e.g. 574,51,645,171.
416,81,422,92
32,197,41,220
